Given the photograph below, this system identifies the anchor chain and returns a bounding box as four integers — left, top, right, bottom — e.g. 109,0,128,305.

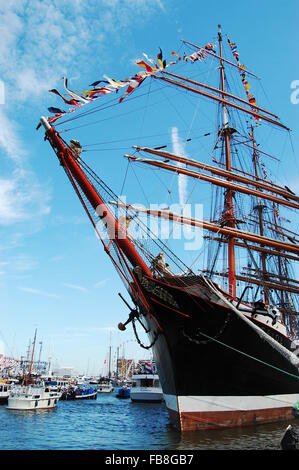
182,311,232,345
118,292,160,350
132,318,160,350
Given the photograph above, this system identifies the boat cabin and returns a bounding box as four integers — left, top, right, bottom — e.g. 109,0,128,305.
132,374,160,388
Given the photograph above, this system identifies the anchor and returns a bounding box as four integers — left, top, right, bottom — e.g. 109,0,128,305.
117,293,139,331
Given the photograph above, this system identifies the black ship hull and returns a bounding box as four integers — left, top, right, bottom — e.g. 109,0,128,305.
132,273,299,431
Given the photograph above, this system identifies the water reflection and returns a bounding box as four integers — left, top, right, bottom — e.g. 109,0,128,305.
0,394,295,450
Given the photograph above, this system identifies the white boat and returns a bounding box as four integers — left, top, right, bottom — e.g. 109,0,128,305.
7,384,61,411
97,381,114,393
75,375,88,385
0,382,12,405
89,378,99,385
131,374,164,403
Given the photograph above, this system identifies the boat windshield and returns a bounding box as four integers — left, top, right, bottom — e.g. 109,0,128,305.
139,378,154,387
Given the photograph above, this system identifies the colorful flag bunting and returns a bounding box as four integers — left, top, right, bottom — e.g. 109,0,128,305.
82,87,114,98
48,107,66,114
227,37,259,120
103,75,129,90
49,88,81,106
89,80,109,87
119,73,146,103
135,59,157,74
205,43,217,54
63,77,90,104
157,48,166,70
44,41,215,125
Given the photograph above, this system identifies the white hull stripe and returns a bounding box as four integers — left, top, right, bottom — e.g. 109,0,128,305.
164,393,299,413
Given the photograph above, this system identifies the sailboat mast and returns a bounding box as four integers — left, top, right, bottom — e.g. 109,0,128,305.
218,24,236,298
116,346,119,380
29,329,37,376
251,124,268,304
38,341,43,369
108,331,112,379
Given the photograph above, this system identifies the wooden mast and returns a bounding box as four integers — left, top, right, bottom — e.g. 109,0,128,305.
154,75,290,130
182,38,259,78
112,201,299,255
202,235,299,262
251,124,268,304
217,25,234,294
162,70,279,119
108,331,112,379
132,146,299,203
126,155,299,210
40,118,152,279
29,329,37,378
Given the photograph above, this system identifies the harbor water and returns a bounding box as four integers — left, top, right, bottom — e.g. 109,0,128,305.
0,393,294,450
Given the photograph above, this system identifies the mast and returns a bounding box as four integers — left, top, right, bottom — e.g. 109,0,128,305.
155,75,290,130
131,147,299,203
162,70,279,119
251,124,268,304
38,341,43,371
113,201,299,255
108,331,112,379
29,329,37,377
218,24,236,298
26,338,31,362
40,118,152,279
126,155,299,210
116,346,119,380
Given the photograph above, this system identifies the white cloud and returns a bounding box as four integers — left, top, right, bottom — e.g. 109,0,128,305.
0,1,166,230
63,283,88,293
18,286,59,298
94,279,109,288
0,109,25,163
10,255,38,273
0,1,166,104
0,169,51,226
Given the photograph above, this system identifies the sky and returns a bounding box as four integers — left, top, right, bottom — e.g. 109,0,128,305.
0,0,298,374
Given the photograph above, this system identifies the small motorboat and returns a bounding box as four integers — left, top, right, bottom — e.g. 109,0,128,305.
75,386,97,400
130,374,163,403
116,385,130,399
60,385,97,400
98,381,114,393
7,384,61,411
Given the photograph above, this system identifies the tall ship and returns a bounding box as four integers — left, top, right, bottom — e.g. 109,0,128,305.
38,26,299,431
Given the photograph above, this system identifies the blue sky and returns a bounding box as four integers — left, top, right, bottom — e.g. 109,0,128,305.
0,0,298,373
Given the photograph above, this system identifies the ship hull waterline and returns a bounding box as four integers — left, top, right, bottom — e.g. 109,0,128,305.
131,274,299,432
